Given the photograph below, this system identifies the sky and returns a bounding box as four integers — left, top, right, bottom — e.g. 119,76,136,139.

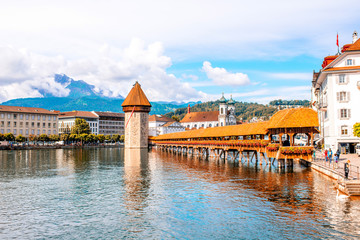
0,0,360,104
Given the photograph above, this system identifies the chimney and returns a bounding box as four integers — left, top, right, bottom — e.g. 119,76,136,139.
353,31,358,43
188,104,190,114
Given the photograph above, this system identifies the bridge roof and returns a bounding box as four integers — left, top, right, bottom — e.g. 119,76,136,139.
155,121,269,140
155,108,319,140
267,108,318,129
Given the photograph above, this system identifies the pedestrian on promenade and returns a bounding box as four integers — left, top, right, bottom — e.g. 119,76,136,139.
313,150,316,161
344,160,350,179
336,149,341,160
329,148,333,163
334,154,338,169
325,149,328,162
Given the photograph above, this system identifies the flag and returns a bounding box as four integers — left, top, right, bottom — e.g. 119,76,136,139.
337,33,339,47
125,106,136,128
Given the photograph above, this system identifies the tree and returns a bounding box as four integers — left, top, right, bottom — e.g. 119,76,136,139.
111,134,120,142
60,134,70,142
49,134,60,142
120,135,125,143
354,123,360,138
16,135,26,143
105,135,111,141
29,134,37,142
4,133,15,141
71,119,90,135
39,134,49,144
0,133,4,141
171,115,180,122
97,134,105,143
69,134,77,142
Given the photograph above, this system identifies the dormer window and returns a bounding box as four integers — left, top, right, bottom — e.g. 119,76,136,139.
346,59,354,66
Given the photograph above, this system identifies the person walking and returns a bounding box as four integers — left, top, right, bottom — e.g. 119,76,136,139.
334,154,338,169
336,149,341,160
324,149,328,162
329,148,333,163
344,160,350,179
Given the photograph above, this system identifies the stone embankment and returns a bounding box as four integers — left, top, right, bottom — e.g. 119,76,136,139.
0,144,123,150
310,152,360,196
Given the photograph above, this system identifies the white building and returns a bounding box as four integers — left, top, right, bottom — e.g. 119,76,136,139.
58,111,99,135
311,31,360,153
94,111,125,136
180,94,237,130
149,115,185,136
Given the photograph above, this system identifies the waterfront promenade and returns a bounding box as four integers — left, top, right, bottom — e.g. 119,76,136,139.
313,151,360,180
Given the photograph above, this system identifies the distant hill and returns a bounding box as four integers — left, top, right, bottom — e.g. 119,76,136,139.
164,100,279,121
1,96,199,115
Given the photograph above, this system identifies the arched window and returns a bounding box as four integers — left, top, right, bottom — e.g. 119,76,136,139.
221,108,223,114
201,124,204,128
194,124,197,128
221,122,223,126
209,124,212,127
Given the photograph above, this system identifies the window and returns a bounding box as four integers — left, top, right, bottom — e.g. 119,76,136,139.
48,130,51,135
20,114,23,120
0,121,4,127
37,115,40,120
39,130,41,134
337,91,349,102
26,114,29,120
31,115,35,120
53,130,56,134
31,122,34,127
20,122,23,127
7,121,10,127
43,123,45,127
31,129,34,134
0,129,3,134
14,122,17,127
221,108,224,114
53,116,56,121
48,123,51,128
7,114,11,119
26,130,29,135
340,109,351,119
53,123,56,128
346,59,354,66
26,122,29,127
339,74,346,84
341,126,348,135
13,129,17,135
13,114,17,119
20,129,23,135
0,113,4,119
37,123,40,127
48,116,51,121
43,116,46,121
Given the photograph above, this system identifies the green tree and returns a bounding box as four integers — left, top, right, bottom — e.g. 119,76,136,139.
15,134,26,143
69,134,78,142
4,133,15,141
0,133,4,141
71,119,90,135
120,135,125,143
353,123,360,138
105,135,111,142
111,134,121,142
60,134,69,142
49,134,60,141
39,134,49,144
97,134,105,143
171,115,180,122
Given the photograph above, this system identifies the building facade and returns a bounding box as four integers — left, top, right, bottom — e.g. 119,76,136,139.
94,112,125,136
180,94,237,130
58,111,99,135
149,115,185,136
311,31,360,153
0,105,59,138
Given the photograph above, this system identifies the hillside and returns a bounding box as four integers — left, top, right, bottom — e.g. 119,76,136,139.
164,100,278,121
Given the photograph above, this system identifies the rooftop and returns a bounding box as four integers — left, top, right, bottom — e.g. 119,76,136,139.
59,111,99,119
180,111,219,123
0,105,58,115
149,115,174,122
121,82,151,107
95,111,124,117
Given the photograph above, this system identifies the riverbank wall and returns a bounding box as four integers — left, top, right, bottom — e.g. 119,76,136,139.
0,144,124,151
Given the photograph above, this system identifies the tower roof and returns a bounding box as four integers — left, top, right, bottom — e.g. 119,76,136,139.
121,82,152,107
227,95,235,105
219,92,227,103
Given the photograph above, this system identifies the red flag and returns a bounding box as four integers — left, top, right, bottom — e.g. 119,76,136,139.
337,33,339,47
125,106,136,128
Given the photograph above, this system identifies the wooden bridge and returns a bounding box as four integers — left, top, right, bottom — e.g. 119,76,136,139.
152,108,319,169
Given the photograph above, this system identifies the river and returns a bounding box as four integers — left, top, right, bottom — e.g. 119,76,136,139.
0,148,360,239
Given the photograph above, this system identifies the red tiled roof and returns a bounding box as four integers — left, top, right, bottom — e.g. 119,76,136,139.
180,111,219,123
121,82,151,107
161,121,178,127
323,66,360,72
149,115,174,122
0,105,58,115
59,111,98,118
267,108,319,129
345,38,360,51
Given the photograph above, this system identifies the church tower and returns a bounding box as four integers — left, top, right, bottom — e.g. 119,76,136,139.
227,95,236,125
218,92,227,127
121,82,152,149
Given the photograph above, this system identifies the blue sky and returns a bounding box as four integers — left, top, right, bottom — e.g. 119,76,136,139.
0,0,360,104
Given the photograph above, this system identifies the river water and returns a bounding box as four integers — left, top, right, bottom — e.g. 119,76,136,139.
0,148,360,239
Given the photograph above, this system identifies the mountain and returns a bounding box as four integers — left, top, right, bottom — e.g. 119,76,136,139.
1,96,198,115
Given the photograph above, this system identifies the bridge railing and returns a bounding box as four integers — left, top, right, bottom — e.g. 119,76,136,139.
156,139,270,148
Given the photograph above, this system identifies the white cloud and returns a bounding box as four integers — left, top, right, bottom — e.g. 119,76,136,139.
0,39,203,102
202,61,250,86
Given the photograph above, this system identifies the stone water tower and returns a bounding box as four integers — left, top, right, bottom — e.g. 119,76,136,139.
121,82,152,149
